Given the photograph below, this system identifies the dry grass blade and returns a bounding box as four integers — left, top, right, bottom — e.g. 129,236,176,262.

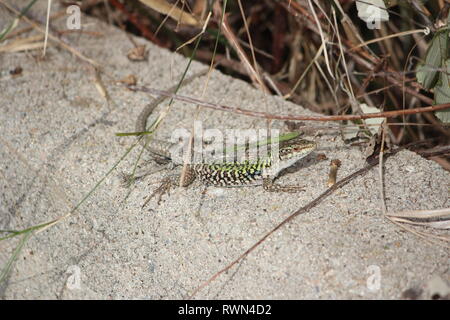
350,28,431,50
42,0,51,56
175,11,211,52
285,42,325,98
385,216,450,245
2,9,67,40
236,0,258,77
387,208,450,230
212,1,268,93
387,207,450,219
388,217,450,230
0,34,44,52
139,0,199,26
308,0,334,79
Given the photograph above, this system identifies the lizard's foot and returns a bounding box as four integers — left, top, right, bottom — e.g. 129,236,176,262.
262,177,305,193
142,175,178,207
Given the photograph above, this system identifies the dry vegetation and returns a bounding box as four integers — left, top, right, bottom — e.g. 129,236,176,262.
1,0,449,296
81,0,450,170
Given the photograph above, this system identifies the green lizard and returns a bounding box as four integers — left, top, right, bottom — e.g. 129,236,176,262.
135,71,316,202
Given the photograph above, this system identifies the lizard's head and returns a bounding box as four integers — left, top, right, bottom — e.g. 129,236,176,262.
263,137,316,176
278,138,316,161
261,137,316,177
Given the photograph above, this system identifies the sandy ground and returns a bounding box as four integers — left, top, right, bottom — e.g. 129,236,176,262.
0,1,448,299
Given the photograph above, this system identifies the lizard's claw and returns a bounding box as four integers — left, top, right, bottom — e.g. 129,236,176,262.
142,175,178,207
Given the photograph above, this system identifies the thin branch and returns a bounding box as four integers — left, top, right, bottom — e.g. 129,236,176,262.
126,83,450,122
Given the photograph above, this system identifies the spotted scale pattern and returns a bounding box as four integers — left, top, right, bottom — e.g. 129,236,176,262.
193,158,272,186
189,138,316,188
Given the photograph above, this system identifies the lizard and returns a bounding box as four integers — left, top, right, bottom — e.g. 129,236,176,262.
134,70,317,202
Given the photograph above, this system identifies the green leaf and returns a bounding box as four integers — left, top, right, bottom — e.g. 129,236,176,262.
416,29,449,90
435,59,450,123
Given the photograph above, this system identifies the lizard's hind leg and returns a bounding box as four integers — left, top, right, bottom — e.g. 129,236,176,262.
142,165,196,207
142,174,179,207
